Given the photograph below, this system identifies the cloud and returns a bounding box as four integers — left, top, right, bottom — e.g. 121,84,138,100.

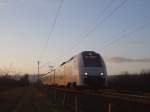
108,57,150,63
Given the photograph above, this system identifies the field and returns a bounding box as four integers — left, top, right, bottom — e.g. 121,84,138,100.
0,85,64,112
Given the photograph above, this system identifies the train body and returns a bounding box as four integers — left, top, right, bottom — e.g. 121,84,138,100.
42,51,107,87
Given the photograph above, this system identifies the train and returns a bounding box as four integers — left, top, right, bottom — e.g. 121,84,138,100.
41,51,107,87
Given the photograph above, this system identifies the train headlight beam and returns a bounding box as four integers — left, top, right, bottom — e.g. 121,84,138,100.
84,72,88,76
100,72,104,75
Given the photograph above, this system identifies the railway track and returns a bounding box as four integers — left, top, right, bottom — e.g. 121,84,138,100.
41,86,150,112
47,86,150,105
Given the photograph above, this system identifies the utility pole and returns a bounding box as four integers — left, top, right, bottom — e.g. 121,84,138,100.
38,61,40,80
49,66,55,85
53,69,56,84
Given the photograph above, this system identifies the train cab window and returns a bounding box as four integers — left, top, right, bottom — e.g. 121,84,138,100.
82,52,102,67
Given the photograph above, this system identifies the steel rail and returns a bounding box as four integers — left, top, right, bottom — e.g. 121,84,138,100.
50,87,150,105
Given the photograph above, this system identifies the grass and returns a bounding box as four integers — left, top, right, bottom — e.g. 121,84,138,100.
0,74,64,112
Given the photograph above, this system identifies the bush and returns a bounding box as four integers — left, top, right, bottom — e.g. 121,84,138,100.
0,74,30,89
108,72,150,92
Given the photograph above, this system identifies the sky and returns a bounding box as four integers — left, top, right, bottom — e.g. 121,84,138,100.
0,0,150,75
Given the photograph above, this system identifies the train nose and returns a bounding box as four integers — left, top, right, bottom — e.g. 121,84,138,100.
83,72,104,77
83,75,106,86
81,68,105,76
81,68,106,85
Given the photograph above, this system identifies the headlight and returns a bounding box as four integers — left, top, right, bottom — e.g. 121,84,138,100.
84,72,88,76
100,72,104,75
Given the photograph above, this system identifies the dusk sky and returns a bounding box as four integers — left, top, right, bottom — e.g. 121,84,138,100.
0,0,150,75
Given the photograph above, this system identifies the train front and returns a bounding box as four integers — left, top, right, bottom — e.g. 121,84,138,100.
80,51,107,86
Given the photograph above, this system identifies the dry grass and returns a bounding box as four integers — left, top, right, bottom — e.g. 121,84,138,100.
0,86,64,112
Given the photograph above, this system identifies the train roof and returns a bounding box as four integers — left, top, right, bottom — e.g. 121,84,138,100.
81,51,102,56
81,51,98,54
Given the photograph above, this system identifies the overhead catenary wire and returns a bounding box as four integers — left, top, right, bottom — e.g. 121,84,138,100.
46,0,127,66
39,0,117,69
100,20,150,51
38,0,64,62
40,0,127,69
43,20,150,71
69,0,127,52
78,0,116,39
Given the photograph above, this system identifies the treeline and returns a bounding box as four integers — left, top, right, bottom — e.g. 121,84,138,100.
108,71,150,92
0,74,30,90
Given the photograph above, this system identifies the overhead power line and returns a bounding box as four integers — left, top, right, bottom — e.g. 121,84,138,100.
39,0,64,61
39,0,127,69
100,21,150,50
79,0,115,37
39,0,116,69
47,20,150,70
69,0,127,51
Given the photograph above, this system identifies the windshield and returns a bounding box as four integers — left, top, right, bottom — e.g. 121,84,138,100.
82,52,102,67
